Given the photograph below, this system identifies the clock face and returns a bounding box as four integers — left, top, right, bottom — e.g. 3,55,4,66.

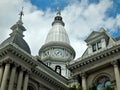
54,49,63,56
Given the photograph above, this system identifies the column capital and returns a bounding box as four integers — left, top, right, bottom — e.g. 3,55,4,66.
5,59,13,64
14,63,20,67
111,60,118,67
80,72,87,78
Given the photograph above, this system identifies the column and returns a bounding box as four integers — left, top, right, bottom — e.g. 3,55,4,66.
81,73,87,90
0,65,4,85
16,70,23,90
23,73,29,90
0,64,10,90
8,66,16,90
112,61,120,90
74,79,79,88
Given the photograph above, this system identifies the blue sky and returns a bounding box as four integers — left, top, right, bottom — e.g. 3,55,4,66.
29,0,120,38
0,0,120,58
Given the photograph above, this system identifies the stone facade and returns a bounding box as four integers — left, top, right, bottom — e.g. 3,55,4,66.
0,9,69,90
68,28,120,90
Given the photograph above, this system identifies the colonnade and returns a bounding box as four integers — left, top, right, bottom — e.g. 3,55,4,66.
0,63,29,90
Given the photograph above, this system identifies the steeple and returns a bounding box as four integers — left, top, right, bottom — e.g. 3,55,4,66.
0,9,31,54
10,7,25,38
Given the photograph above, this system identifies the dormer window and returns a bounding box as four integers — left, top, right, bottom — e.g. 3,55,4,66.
92,44,96,52
97,41,102,50
92,41,102,52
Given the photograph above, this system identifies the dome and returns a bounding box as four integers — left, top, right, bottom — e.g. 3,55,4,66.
45,7,70,45
0,17,31,54
39,7,75,58
0,35,31,54
45,23,70,44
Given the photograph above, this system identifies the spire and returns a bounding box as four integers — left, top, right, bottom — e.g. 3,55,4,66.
52,7,65,26
10,7,26,38
56,6,61,16
0,8,31,54
17,7,24,25
19,7,24,21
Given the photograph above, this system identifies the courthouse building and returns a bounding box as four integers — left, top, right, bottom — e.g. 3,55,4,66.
0,8,71,90
68,28,120,90
0,7,120,90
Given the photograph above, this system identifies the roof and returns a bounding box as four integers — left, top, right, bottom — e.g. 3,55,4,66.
0,19,31,54
45,8,70,45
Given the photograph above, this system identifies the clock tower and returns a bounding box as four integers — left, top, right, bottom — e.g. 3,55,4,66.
38,7,75,78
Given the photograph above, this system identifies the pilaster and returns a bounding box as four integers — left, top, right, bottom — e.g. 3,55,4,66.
111,61,120,90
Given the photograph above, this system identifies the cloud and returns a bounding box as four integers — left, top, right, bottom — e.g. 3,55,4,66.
62,0,120,58
0,0,120,59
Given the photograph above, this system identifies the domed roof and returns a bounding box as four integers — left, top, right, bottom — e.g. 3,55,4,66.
45,7,70,44
45,23,70,44
0,33,31,54
0,11,31,54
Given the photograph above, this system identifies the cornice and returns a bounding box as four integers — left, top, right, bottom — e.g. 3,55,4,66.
0,44,37,68
32,67,69,90
68,44,120,71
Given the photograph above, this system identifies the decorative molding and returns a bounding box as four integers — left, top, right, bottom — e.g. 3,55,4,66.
69,45,120,70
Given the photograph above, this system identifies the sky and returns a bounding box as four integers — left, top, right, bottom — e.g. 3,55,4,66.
0,0,120,59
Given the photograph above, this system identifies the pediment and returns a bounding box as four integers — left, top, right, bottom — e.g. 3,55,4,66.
85,31,102,42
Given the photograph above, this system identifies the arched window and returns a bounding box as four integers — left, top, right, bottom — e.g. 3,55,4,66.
55,65,61,74
96,76,111,90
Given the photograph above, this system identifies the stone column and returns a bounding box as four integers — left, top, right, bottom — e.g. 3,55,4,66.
16,70,23,90
74,79,79,88
81,73,87,90
8,66,16,90
0,64,10,90
0,65,4,85
111,61,120,90
23,73,29,90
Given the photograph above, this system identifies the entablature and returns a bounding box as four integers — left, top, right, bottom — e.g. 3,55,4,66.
0,44,37,71
68,43,120,73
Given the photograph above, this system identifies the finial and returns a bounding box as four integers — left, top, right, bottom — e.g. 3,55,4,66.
56,6,61,16
19,7,24,20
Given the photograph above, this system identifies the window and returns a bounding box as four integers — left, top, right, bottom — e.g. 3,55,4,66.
92,41,102,52
97,41,102,50
55,65,61,74
92,44,96,52
96,76,111,90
